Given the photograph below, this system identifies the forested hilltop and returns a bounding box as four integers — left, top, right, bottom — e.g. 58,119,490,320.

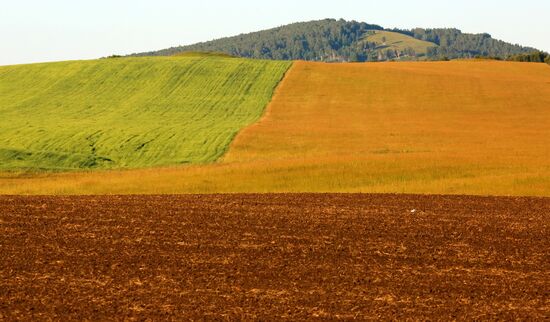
132,19,537,62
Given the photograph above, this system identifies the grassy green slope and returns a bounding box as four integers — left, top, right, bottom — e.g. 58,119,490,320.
363,30,437,55
173,51,236,58
0,56,291,171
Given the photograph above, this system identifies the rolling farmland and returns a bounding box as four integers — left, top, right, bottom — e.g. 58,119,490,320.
2,60,549,196
2,44,550,321
0,56,290,170
3,7,549,320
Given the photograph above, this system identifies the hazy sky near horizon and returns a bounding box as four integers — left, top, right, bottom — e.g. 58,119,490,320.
1,0,549,65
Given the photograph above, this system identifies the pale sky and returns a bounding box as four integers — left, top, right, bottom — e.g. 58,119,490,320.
1,0,549,66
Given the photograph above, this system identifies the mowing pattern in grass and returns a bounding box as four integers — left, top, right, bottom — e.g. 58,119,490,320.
0,56,290,171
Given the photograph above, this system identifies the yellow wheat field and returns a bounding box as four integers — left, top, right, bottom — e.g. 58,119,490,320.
1,60,549,195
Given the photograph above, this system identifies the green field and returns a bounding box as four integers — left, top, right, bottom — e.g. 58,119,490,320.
363,30,437,56
173,51,236,58
0,56,291,171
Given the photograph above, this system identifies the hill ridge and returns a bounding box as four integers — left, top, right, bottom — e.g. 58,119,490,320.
132,18,536,62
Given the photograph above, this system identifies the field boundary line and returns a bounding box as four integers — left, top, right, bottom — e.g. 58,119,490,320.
219,61,295,163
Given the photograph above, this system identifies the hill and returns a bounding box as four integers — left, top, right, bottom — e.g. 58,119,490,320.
3,61,549,195
0,56,290,171
133,19,536,62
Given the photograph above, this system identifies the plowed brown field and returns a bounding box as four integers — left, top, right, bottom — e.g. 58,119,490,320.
1,194,549,320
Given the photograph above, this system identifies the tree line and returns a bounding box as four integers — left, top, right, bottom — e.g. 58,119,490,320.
506,51,550,63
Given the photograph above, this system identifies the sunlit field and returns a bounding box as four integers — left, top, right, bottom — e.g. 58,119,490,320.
362,30,437,56
1,60,549,195
0,56,290,170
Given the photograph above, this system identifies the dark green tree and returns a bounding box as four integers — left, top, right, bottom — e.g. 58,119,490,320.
507,51,549,63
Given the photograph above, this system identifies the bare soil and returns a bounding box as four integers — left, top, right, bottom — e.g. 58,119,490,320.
1,194,548,320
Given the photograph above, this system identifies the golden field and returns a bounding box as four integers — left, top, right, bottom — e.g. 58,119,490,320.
1,60,549,195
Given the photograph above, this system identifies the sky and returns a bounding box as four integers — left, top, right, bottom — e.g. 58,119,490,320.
1,0,549,66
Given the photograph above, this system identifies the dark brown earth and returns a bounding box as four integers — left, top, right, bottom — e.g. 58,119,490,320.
1,194,549,320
